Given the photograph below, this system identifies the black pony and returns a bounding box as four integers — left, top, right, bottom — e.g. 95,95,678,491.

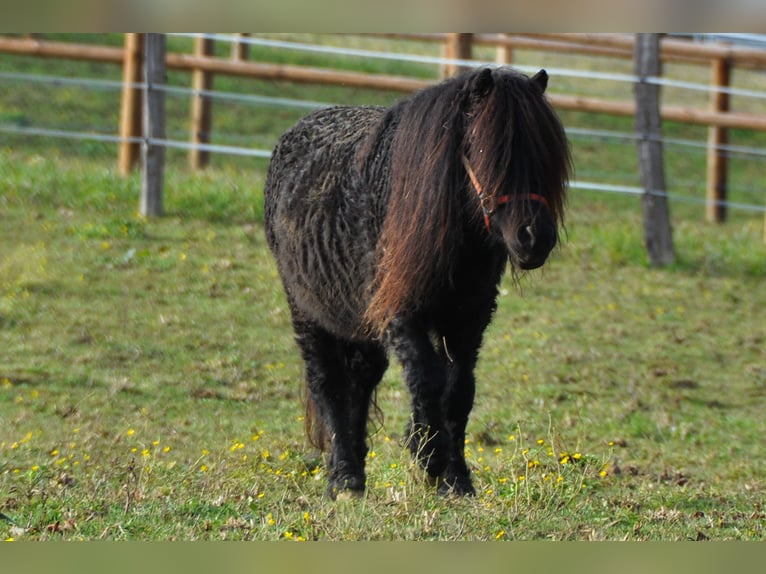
264,67,571,499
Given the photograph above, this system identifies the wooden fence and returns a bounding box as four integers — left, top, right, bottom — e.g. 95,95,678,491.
1,33,765,232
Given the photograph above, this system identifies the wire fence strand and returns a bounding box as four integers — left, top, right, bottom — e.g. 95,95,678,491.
2,34,765,215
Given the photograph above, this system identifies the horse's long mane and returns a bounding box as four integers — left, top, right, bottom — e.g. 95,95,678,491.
363,67,570,335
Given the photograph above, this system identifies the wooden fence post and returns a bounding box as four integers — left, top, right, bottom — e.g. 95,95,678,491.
705,57,731,223
442,33,473,77
189,35,214,170
141,34,166,217
231,33,249,61
118,33,144,175
496,34,514,65
634,33,675,266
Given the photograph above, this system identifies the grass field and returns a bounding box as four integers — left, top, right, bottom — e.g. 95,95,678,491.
1,35,765,540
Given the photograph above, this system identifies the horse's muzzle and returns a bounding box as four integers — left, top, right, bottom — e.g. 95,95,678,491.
506,220,557,270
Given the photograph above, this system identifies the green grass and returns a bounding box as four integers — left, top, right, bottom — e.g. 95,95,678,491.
1,34,765,541
1,149,764,541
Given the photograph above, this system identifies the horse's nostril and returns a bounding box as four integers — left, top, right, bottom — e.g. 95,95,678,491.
518,225,536,249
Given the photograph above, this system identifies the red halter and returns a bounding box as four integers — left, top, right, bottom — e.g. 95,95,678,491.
461,154,550,232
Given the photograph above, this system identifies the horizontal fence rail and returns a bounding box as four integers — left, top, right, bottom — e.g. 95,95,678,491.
1,33,765,235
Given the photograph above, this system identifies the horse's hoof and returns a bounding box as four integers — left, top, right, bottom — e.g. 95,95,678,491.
328,473,366,500
437,476,475,497
334,489,365,502
425,473,440,487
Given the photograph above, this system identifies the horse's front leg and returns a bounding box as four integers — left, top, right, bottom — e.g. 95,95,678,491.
434,302,497,496
437,334,478,496
387,319,450,481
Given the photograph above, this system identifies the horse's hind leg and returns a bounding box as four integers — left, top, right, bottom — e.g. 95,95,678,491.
342,340,388,470
295,321,385,499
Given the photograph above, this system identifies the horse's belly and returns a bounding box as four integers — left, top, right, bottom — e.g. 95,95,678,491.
277,213,376,339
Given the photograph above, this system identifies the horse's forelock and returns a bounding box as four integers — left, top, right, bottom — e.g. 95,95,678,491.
468,70,570,228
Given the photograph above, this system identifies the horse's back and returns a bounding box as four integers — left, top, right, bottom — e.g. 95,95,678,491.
264,105,388,338
266,106,385,194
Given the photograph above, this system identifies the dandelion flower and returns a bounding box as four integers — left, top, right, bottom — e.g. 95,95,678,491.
126,429,135,437
495,530,505,540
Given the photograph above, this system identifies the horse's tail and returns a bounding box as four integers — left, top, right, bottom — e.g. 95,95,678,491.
304,394,330,452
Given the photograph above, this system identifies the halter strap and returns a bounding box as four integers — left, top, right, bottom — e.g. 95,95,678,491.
461,154,550,232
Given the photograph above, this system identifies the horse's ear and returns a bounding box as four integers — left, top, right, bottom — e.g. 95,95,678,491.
531,69,548,93
471,68,494,99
